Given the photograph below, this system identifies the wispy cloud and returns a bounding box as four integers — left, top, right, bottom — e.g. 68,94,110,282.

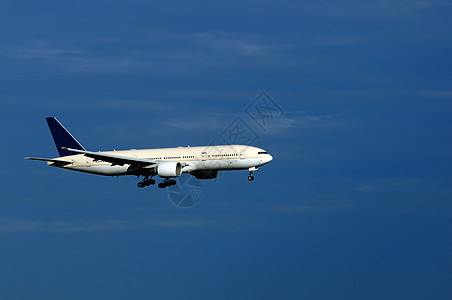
0,216,258,233
224,177,452,216
420,90,452,99
0,41,140,74
262,111,353,135
191,31,291,56
0,29,303,77
0,218,131,233
11,44,81,60
312,36,372,46
292,0,451,19
162,116,225,131
301,89,452,99
0,218,157,233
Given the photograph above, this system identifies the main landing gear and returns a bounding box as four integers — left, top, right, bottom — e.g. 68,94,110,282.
158,178,176,189
137,176,176,189
137,177,156,188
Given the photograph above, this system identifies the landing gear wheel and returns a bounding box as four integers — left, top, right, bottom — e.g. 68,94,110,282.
158,179,169,188
137,176,156,188
144,178,155,186
157,178,176,188
248,175,254,181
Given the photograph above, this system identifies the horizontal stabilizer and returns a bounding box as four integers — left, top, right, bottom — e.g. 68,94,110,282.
25,157,73,165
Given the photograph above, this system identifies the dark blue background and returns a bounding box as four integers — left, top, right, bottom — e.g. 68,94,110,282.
1,1,451,299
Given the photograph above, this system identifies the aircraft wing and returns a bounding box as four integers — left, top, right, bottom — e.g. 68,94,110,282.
63,147,157,167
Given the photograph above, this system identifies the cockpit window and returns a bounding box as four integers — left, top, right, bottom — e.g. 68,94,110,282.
258,151,268,154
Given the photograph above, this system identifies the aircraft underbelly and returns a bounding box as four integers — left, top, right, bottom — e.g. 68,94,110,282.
67,165,130,176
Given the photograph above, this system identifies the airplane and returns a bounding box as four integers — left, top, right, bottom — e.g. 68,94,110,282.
25,117,273,188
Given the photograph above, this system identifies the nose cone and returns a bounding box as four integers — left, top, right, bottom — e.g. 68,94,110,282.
267,154,273,163
263,153,273,165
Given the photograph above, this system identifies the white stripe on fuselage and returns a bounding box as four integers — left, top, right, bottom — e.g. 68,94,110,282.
47,145,273,176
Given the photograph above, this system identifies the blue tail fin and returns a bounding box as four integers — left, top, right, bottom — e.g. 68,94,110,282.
46,117,86,157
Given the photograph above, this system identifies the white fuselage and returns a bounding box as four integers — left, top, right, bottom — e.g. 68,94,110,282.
47,145,273,176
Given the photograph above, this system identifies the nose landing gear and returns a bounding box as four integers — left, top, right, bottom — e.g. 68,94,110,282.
248,167,258,181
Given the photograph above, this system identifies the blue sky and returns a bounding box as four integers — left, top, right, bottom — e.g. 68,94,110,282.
1,0,451,299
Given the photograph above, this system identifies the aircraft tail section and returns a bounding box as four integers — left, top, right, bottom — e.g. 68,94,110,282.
46,117,86,157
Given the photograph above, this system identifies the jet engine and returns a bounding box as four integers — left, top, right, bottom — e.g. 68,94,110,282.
156,161,182,177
